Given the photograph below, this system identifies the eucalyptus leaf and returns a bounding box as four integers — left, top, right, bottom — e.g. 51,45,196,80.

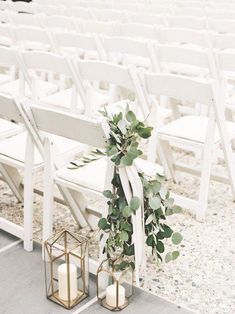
165,252,172,263
172,251,180,260
126,110,136,123
122,206,132,218
149,196,161,210
156,241,164,253
120,230,129,242
98,218,110,230
172,232,183,245
103,190,113,199
130,196,140,211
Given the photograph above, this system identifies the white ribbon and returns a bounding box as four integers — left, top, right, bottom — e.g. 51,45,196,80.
119,164,146,286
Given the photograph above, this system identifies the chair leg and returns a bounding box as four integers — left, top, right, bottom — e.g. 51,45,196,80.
42,138,54,245
159,138,179,182
196,144,214,222
23,136,34,252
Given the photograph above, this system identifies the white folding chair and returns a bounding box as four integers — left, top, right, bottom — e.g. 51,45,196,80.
78,20,118,36
140,72,235,220
52,31,105,60
140,4,172,15
0,46,58,98
209,9,235,20
119,22,160,41
65,6,93,20
167,16,208,30
208,18,235,34
72,59,149,118
172,7,206,17
13,25,57,52
92,8,128,23
41,14,75,32
212,33,235,52
160,27,212,49
128,13,167,27
20,50,84,113
29,104,163,278
102,35,158,71
0,94,83,251
34,4,65,16
8,11,43,28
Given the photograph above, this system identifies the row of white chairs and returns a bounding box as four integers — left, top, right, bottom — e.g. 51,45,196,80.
1,8,235,35
5,0,235,18
0,46,235,228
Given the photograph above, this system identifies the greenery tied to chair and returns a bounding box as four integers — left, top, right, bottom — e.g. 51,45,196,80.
97,106,183,271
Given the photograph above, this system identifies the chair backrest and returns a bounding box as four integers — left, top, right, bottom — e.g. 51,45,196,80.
140,4,171,15
208,18,235,34
102,35,158,71
9,11,43,28
35,4,65,16
209,9,235,20
53,31,102,58
161,27,210,48
42,14,75,31
13,26,55,52
119,22,160,41
168,16,208,30
30,105,107,148
212,33,235,51
141,73,217,115
79,20,117,36
92,9,127,23
129,13,167,27
155,44,217,79
65,7,92,19
173,7,206,17
73,59,149,116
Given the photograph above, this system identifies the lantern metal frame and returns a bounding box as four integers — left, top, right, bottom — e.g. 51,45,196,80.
96,258,134,311
44,229,89,309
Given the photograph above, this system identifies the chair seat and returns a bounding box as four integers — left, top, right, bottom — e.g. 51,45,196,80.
39,88,84,113
0,132,85,166
0,73,11,85
158,115,235,144
0,79,58,97
56,156,164,193
0,119,23,140
163,63,208,78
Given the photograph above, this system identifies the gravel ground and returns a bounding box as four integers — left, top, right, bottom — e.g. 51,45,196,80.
0,153,234,314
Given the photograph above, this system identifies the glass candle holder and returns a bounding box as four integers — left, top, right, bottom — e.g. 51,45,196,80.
97,258,134,311
44,229,89,309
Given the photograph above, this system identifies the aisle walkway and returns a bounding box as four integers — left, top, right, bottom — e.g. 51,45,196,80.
0,230,194,314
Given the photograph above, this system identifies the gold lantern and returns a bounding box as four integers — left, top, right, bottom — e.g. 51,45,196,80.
97,258,134,311
44,229,89,309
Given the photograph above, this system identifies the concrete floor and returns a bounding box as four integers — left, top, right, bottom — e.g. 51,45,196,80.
0,230,194,314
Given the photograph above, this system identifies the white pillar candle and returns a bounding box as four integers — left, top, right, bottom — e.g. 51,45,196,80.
106,284,125,307
58,263,77,301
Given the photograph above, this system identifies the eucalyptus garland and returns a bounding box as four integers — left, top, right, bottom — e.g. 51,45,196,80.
97,106,183,271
